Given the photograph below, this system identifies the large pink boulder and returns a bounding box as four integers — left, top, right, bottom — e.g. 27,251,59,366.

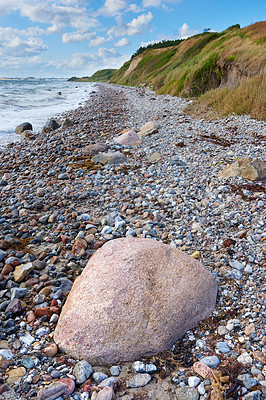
114,128,141,146
54,238,217,365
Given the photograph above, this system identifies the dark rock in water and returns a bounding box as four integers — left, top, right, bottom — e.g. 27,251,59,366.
62,118,73,129
42,119,60,132
15,122,33,134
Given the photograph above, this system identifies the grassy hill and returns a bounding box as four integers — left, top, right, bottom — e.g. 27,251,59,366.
69,69,117,82
110,22,266,120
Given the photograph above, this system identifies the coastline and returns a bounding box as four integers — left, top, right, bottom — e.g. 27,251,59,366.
0,83,265,400
0,79,94,148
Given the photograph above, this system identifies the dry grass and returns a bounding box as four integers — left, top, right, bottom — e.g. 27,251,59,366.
186,70,266,120
112,21,266,120
243,21,266,40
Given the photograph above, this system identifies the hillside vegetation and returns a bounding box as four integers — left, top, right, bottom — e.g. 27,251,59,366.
110,22,266,120
69,69,117,82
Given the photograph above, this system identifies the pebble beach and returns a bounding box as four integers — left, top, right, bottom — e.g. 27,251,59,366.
0,83,265,400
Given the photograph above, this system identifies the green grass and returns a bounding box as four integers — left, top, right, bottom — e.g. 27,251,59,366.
111,21,266,120
69,69,117,82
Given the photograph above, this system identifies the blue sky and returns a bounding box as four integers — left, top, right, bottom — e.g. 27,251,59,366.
0,0,265,78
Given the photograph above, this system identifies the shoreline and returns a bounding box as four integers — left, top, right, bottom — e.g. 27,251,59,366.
0,79,94,149
0,83,265,400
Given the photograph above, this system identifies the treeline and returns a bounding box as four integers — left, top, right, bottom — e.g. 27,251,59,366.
131,39,184,59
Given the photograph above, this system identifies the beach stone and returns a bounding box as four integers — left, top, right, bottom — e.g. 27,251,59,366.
193,362,212,379
243,377,259,389
237,352,253,365
145,363,157,373
15,122,32,134
175,387,199,400
0,349,13,360
21,130,37,140
243,390,262,400
6,367,26,385
216,342,230,353
0,384,10,394
62,118,73,129
81,143,108,156
138,121,160,137
32,260,46,270
37,381,67,400
114,128,141,146
42,119,60,132
58,378,75,396
219,157,266,180
98,377,117,388
93,372,108,384
200,356,220,368
188,376,201,387
73,360,93,384
5,298,24,315
253,351,266,365
110,365,122,376
126,373,151,388
13,262,33,283
133,361,146,373
93,151,127,165
149,152,161,163
21,355,35,369
54,238,217,365
244,323,255,336
42,343,58,357
0,250,7,262
92,387,114,400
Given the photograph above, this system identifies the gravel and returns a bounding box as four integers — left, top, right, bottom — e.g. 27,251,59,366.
0,83,265,400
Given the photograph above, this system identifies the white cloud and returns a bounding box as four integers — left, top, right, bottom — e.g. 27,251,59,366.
88,36,108,47
62,30,93,43
142,0,182,7
98,0,128,16
115,37,130,46
0,55,42,69
0,1,98,33
127,12,153,35
0,27,48,58
142,0,161,6
108,12,153,37
177,23,198,39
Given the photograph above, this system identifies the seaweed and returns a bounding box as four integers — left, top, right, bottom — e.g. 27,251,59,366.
218,359,245,399
196,133,234,147
229,182,266,201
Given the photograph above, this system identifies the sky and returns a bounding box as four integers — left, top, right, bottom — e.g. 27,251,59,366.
0,0,265,78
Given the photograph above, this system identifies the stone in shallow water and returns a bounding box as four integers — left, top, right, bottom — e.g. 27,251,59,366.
15,122,33,134
54,238,217,365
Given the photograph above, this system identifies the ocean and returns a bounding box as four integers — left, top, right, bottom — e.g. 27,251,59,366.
0,79,94,147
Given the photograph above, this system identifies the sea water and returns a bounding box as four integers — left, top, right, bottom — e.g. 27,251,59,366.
0,79,94,147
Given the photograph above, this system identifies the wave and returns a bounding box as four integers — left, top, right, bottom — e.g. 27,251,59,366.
0,79,94,147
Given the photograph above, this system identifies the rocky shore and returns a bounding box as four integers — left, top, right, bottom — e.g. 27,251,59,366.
0,83,265,400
